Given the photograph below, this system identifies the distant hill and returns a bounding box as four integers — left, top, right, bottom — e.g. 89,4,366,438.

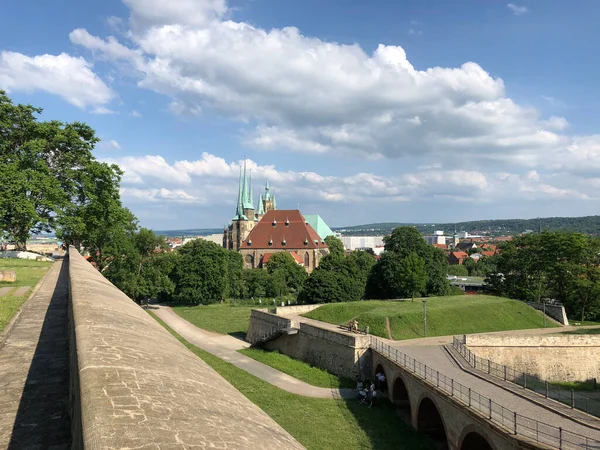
154,228,223,238
334,215,600,237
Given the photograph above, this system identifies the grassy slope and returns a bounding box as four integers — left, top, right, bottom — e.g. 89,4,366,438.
0,259,53,332
304,296,558,340
239,347,355,389
172,304,254,337
149,312,433,450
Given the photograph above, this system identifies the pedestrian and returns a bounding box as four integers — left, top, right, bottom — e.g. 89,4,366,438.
369,385,377,408
355,375,363,391
376,371,386,392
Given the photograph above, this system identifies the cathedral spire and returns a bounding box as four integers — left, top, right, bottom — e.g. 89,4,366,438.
234,166,244,220
241,159,254,210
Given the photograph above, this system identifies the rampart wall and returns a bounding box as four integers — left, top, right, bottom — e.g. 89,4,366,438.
68,248,303,449
246,309,294,344
526,302,569,325
465,334,600,382
274,304,321,317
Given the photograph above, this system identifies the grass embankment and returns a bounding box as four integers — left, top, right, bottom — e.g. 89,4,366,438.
0,259,53,332
149,312,433,450
239,347,355,389
172,304,254,338
303,295,558,340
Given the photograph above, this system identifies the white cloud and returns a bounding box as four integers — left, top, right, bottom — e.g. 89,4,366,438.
0,51,114,109
507,4,528,15
100,139,121,150
120,187,200,203
130,110,142,117
92,106,119,115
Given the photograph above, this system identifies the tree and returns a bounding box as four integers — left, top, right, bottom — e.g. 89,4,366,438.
102,228,174,304
324,235,345,258
242,269,270,298
0,91,101,249
298,269,350,304
171,240,229,305
398,252,427,301
265,252,307,294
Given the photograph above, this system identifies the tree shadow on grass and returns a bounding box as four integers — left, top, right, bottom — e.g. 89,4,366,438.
339,398,436,450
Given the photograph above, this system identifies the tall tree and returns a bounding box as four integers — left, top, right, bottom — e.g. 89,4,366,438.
398,252,427,301
324,235,345,258
265,252,307,294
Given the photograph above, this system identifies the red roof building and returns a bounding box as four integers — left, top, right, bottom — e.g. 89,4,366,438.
448,251,469,265
238,210,329,273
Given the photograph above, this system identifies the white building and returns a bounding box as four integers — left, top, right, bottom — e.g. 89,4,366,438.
423,231,446,245
340,236,385,251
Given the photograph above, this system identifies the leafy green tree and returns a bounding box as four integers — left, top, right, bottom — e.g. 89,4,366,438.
447,265,469,276
266,252,307,294
324,235,345,258
103,228,174,304
298,269,356,304
242,269,270,298
425,246,450,295
224,251,244,298
399,252,427,301
171,240,229,305
383,226,429,258
0,91,101,249
365,252,404,299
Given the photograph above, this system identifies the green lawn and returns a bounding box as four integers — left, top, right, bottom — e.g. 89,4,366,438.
553,380,598,392
239,347,355,389
303,295,558,340
172,304,254,337
0,259,53,332
149,312,433,450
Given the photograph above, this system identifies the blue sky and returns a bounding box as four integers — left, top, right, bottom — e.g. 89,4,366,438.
2,0,599,230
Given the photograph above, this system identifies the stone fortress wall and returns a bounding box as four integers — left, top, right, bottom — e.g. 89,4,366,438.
68,248,304,450
246,307,371,378
465,334,600,382
526,302,569,325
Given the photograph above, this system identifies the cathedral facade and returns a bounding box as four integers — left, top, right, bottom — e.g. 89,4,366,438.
223,160,277,251
223,161,329,272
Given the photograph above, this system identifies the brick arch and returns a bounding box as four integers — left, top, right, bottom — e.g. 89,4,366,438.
373,363,389,391
416,394,449,448
458,425,497,450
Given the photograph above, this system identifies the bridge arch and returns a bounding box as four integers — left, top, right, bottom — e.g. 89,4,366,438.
458,425,496,450
416,395,449,448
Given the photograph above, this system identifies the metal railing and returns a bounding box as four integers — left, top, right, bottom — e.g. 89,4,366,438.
452,336,600,418
370,336,600,450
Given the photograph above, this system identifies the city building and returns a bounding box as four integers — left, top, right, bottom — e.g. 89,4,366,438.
238,210,329,272
424,230,446,246
222,160,331,272
339,236,385,251
223,161,277,251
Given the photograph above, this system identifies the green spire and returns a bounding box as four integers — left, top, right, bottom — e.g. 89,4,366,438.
272,191,277,210
233,166,245,220
264,179,271,200
257,193,264,215
241,159,254,210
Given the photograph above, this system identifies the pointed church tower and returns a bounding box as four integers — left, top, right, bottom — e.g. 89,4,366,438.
226,158,257,251
261,179,277,213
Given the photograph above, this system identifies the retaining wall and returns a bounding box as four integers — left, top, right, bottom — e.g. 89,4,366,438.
274,304,322,317
465,334,600,382
246,309,294,344
265,322,371,378
68,248,303,449
526,302,569,325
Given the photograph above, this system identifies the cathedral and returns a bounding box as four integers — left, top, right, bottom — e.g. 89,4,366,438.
223,161,331,272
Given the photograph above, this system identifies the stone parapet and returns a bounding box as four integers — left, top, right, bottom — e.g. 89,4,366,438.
0,271,16,282
68,248,303,450
465,334,600,382
526,302,569,325
246,308,293,344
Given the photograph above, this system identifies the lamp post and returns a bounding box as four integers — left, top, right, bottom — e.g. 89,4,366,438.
422,299,428,337
543,300,546,328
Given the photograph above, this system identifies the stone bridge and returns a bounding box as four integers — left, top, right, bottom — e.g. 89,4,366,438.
371,339,600,450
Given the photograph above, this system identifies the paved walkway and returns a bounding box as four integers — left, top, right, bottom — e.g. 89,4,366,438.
0,261,70,450
383,343,600,442
152,305,357,399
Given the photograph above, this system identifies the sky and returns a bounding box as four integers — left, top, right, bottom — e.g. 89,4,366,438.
1,0,600,230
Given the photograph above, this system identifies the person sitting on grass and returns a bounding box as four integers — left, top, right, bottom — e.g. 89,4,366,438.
369,385,377,408
355,375,364,392
357,388,368,402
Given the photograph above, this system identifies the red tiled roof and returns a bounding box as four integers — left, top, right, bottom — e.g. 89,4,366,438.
262,251,304,265
432,243,447,249
482,251,495,257
290,251,303,264
243,210,326,250
451,251,468,259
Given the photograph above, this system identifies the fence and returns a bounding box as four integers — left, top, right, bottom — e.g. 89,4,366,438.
452,337,600,418
370,337,600,450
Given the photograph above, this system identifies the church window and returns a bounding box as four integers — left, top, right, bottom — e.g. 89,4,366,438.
245,255,254,266
304,253,309,267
